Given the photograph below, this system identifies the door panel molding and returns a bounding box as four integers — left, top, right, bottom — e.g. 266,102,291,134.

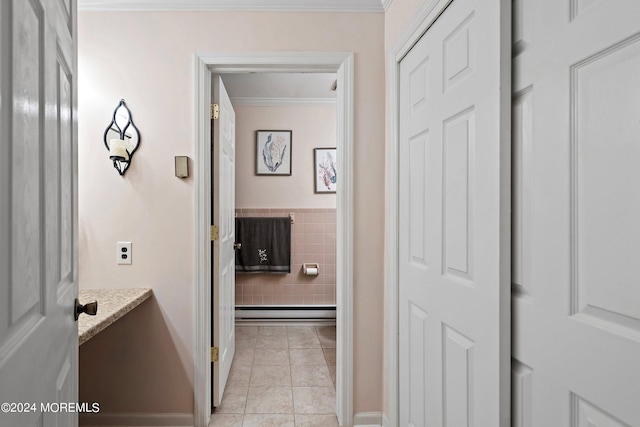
512,0,640,425
0,0,79,424
386,0,511,424
211,75,236,406
385,3,456,424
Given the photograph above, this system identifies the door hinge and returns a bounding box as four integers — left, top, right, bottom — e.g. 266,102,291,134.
210,225,219,241
211,104,219,120
211,347,219,362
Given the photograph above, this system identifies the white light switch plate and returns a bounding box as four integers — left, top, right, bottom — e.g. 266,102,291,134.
117,242,132,265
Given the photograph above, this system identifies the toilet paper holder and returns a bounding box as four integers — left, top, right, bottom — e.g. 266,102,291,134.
302,263,319,276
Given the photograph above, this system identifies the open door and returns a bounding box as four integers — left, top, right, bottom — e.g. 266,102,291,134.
211,75,236,407
0,0,80,425
398,0,510,425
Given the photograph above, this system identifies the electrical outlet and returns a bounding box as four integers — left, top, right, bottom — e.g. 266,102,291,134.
117,242,132,265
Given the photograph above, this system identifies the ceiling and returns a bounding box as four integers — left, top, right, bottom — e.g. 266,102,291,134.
220,73,337,106
78,0,392,12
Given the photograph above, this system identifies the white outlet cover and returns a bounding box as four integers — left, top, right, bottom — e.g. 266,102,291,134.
117,241,132,265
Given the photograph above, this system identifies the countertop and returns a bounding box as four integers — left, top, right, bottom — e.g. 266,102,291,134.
78,288,153,345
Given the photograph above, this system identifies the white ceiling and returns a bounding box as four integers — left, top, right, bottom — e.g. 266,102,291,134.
78,0,392,12
220,73,337,106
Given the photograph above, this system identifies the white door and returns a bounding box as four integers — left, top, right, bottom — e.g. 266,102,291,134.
398,0,511,425
511,0,640,425
0,0,79,425
212,75,236,407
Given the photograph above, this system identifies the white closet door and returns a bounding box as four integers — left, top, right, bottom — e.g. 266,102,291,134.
398,0,511,425
512,0,640,424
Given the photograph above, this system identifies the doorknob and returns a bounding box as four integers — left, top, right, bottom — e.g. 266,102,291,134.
75,299,98,321
234,242,242,251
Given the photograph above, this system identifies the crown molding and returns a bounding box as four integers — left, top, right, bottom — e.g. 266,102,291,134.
381,0,393,11
78,0,385,12
230,97,336,106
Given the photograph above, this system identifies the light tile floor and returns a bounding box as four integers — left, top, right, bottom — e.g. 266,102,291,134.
210,325,337,427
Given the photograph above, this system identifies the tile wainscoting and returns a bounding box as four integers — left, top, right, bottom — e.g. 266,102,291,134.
235,208,336,306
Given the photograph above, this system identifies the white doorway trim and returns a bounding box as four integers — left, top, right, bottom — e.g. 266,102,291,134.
194,51,354,427
384,1,457,426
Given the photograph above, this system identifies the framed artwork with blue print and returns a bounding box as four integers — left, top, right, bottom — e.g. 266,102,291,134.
256,130,292,175
314,147,337,193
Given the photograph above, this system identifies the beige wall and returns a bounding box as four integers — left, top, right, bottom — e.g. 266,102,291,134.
78,10,385,417
234,105,337,209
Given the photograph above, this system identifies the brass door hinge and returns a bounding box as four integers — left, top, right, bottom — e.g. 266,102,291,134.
211,104,219,120
211,347,219,362
210,225,219,241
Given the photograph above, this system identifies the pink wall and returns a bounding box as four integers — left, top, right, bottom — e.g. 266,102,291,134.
235,208,336,305
235,105,337,209
78,10,385,418
384,0,427,53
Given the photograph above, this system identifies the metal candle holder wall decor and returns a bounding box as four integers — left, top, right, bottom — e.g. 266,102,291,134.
103,99,140,176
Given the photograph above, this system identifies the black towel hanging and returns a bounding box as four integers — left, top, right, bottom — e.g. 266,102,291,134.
235,217,291,273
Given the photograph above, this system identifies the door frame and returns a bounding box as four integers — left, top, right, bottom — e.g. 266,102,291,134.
194,51,355,427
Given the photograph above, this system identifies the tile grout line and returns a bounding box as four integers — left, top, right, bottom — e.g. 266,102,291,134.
288,330,295,420
225,325,337,426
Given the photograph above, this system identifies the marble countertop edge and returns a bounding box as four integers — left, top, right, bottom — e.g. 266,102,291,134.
78,288,153,346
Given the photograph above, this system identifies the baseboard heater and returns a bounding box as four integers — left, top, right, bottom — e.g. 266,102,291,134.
235,305,336,321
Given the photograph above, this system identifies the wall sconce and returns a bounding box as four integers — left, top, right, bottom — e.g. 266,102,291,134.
103,99,140,176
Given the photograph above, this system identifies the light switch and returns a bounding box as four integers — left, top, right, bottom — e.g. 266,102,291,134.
175,156,189,178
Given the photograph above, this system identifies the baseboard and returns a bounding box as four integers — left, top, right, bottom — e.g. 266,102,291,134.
79,412,193,426
354,411,383,427
235,305,336,320
381,413,391,427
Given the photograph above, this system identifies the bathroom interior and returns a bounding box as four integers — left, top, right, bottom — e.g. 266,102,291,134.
224,72,338,319
212,71,340,423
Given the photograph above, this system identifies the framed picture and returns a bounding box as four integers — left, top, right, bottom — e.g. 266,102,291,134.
256,130,292,175
314,148,337,193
